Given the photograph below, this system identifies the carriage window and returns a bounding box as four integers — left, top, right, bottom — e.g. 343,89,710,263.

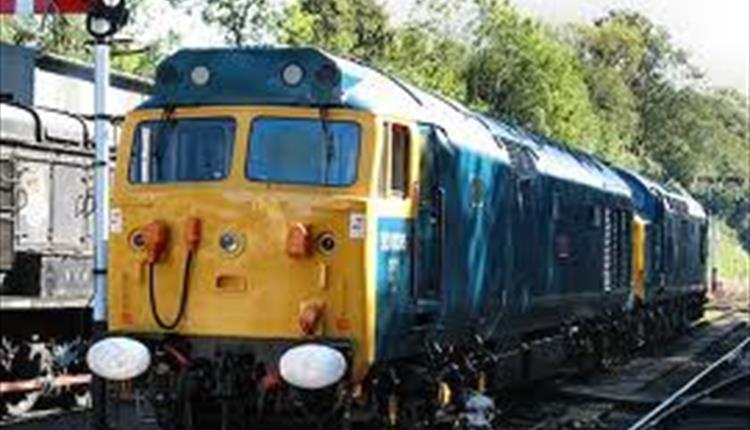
129,118,235,183
380,123,410,198
247,118,360,186
391,125,410,195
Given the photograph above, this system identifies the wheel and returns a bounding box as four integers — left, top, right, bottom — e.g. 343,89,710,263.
4,391,40,416
61,387,91,410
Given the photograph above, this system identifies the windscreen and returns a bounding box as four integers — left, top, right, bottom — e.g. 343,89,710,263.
247,117,360,186
129,118,235,183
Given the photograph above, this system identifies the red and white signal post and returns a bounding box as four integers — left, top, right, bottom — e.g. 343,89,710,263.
1,1,129,427
0,0,90,14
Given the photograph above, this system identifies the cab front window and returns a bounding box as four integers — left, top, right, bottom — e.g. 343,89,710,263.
128,118,235,184
247,117,360,186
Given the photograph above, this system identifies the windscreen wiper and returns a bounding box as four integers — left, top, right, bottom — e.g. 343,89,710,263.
319,107,335,184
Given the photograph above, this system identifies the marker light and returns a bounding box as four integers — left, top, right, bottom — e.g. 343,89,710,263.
279,344,347,390
86,337,151,381
316,232,336,255
219,231,243,255
129,230,145,250
315,63,339,87
282,63,304,86
191,66,211,86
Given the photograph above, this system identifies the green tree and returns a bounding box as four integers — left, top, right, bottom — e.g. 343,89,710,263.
466,0,604,153
197,0,274,46
0,14,90,62
279,0,392,63
567,18,646,164
380,26,468,101
0,0,176,77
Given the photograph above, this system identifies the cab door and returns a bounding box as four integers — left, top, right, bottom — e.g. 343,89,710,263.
506,142,540,313
412,124,447,324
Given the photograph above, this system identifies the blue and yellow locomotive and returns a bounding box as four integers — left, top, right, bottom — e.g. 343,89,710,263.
86,47,707,429
615,169,708,337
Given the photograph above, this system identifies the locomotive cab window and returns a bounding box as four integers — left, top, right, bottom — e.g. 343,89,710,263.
247,117,361,186
129,118,235,184
380,123,411,198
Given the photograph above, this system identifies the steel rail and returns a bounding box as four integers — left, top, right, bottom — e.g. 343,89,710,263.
624,335,750,430
647,370,750,427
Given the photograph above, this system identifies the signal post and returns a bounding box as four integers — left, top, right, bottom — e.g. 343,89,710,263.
1,1,130,428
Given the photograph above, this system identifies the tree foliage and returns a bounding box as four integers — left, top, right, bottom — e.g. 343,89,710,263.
279,0,392,63
0,14,90,62
198,0,273,46
467,1,604,153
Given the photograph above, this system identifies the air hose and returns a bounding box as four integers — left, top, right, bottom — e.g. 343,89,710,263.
148,250,194,330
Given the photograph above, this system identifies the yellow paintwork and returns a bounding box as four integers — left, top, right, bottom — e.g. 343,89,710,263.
109,105,422,382
631,216,646,303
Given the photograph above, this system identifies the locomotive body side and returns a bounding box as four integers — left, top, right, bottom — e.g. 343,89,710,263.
479,120,635,326
371,89,515,361
615,168,707,333
615,169,708,300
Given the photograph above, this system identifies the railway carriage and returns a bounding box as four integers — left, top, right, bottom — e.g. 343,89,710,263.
0,101,113,415
86,47,706,429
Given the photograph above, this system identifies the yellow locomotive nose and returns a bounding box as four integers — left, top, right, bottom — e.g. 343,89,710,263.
108,105,374,382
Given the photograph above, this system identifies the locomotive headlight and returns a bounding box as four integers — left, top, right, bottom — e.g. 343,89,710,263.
86,337,151,381
219,231,244,256
281,63,304,86
129,229,145,250
279,344,347,389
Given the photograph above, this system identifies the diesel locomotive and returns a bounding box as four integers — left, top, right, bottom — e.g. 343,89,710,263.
86,47,708,429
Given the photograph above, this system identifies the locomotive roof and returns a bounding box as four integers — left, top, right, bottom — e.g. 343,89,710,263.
0,101,117,150
142,47,506,162
477,115,631,196
614,168,667,220
143,47,632,196
664,183,707,219
615,168,706,220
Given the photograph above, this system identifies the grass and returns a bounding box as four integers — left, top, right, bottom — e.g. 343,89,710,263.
712,219,750,282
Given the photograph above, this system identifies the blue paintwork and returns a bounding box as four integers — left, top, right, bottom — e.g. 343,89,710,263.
141,47,417,113
375,217,414,360
614,169,668,221
614,168,707,299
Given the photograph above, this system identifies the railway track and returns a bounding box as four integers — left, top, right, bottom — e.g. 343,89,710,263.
3,309,747,430
495,309,750,430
